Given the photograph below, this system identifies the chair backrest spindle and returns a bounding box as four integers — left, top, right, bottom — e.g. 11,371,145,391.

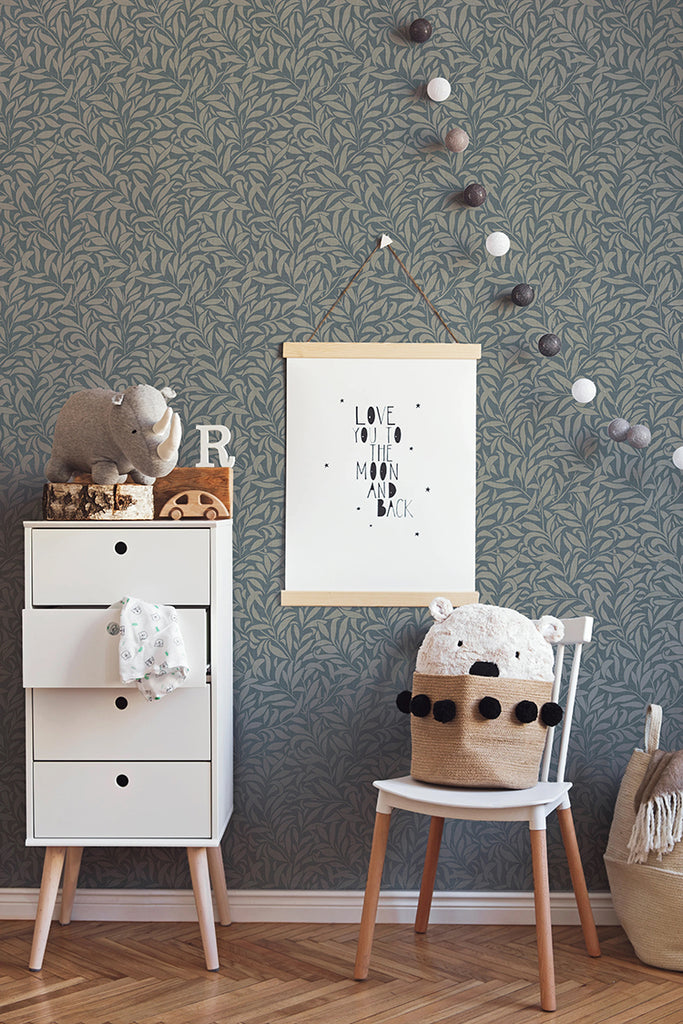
539,616,593,785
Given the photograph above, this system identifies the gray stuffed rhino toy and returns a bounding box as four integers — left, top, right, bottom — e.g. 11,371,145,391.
46,384,182,485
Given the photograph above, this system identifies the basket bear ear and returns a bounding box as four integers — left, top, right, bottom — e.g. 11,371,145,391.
429,596,453,622
534,615,564,643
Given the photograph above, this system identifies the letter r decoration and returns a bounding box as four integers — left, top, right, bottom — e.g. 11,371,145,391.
281,342,481,608
195,424,234,468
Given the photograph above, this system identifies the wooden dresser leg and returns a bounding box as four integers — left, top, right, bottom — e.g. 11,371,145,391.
415,816,445,934
354,811,392,981
530,828,556,1012
187,847,220,971
59,847,83,926
207,845,231,926
29,847,66,971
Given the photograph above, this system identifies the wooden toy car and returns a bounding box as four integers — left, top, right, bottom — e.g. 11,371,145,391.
159,490,229,520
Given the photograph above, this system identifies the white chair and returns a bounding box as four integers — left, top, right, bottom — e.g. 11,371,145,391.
353,615,600,1012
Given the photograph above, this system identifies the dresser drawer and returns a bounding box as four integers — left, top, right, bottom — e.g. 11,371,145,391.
23,607,208,688
32,686,210,760
30,528,210,606
33,761,211,840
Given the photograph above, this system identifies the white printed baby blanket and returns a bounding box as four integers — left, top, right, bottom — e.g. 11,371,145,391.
118,596,189,701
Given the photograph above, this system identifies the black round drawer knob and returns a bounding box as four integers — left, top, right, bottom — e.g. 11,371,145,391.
114,541,128,555
115,697,128,710
116,774,129,787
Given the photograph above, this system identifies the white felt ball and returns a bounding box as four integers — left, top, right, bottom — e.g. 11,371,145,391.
427,77,451,101
571,378,597,403
485,231,511,257
673,446,683,469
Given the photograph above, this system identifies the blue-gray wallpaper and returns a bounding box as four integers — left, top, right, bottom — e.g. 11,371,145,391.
0,0,681,896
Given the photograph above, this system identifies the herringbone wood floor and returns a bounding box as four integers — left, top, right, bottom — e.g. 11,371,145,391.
0,920,681,1024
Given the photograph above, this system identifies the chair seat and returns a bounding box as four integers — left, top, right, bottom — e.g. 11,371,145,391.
374,776,572,826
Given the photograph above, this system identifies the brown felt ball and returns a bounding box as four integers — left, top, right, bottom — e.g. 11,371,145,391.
409,18,432,42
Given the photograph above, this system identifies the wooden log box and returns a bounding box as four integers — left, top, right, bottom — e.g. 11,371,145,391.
43,482,153,521
153,467,233,520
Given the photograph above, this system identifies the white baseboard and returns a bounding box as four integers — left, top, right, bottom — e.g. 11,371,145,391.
0,888,618,926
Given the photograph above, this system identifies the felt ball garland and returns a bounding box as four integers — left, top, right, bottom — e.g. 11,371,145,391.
409,18,432,42
538,334,561,357
444,127,469,152
463,182,486,207
626,424,651,449
608,418,630,442
511,283,534,306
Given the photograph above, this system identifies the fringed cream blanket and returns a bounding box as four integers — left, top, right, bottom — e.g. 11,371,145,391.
627,749,683,864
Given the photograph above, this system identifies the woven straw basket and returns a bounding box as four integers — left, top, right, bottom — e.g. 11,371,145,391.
604,704,683,971
410,672,553,789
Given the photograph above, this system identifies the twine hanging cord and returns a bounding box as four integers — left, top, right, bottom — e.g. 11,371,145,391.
304,241,460,344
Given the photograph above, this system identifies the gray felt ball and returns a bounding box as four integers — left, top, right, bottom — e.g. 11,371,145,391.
538,333,561,357
608,418,630,442
511,283,535,306
626,424,651,449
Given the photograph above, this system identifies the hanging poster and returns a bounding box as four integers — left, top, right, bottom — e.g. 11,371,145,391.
282,342,481,606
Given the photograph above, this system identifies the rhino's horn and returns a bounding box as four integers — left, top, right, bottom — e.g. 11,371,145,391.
156,411,182,462
152,406,173,436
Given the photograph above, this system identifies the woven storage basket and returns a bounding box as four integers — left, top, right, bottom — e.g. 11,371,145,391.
410,672,553,789
604,704,683,971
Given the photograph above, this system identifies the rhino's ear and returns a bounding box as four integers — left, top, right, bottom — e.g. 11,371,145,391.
160,387,177,401
534,615,564,643
429,597,453,622
111,392,125,406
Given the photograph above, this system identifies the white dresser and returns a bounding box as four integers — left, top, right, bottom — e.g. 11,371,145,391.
23,519,233,970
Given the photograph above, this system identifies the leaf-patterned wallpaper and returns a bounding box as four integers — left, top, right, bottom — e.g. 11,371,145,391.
0,0,681,896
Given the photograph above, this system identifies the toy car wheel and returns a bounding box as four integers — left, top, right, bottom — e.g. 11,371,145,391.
204,507,218,520
170,507,183,520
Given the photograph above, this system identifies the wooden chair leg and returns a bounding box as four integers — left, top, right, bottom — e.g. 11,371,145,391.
415,816,444,934
29,847,66,971
354,811,391,980
59,847,83,926
530,828,556,1012
187,847,220,971
207,845,232,926
557,806,600,958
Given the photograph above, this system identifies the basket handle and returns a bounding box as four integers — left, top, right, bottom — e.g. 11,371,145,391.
644,703,662,754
